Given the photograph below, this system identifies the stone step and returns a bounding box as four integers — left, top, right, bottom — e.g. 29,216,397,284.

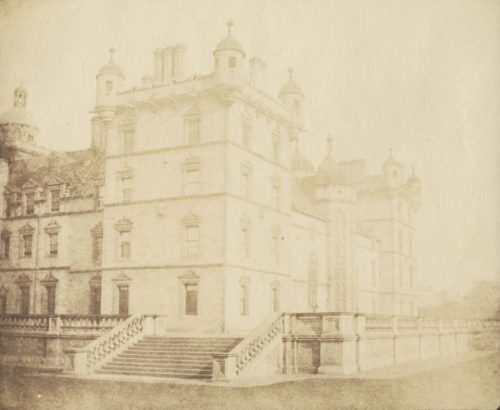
125,347,234,354
119,351,215,359
101,362,212,372
134,341,240,348
95,369,212,379
113,354,212,363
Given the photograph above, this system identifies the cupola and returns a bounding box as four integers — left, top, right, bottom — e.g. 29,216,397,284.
213,21,246,82
95,48,125,109
278,68,305,127
382,149,405,187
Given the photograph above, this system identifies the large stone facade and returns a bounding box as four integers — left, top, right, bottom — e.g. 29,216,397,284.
0,22,422,334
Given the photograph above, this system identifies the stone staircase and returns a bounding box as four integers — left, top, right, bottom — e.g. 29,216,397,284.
96,336,242,380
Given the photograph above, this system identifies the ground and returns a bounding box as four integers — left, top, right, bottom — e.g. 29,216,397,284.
0,353,499,410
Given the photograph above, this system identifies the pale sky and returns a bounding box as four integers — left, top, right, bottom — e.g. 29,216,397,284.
0,0,499,294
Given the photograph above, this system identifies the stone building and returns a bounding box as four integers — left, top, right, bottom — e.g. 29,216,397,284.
0,22,421,334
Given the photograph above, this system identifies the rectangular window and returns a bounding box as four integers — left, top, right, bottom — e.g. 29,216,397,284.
272,287,280,313
242,123,252,147
23,234,33,258
118,285,129,316
185,284,198,315
49,233,58,256
240,284,249,316
186,226,199,257
272,133,281,163
89,286,101,315
185,169,200,195
241,171,250,198
120,231,131,260
121,176,133,203
123,130,134,154
26,192,35,215
272,233,280,263
95,186,104,209
0,295,6,314
93,235,102,263
20,287,30,314
271,180,280,209
185,118,201,144
51,190,60,212
1,236,9,259
46,286,56,314
241,226,250,257
105,80,113,92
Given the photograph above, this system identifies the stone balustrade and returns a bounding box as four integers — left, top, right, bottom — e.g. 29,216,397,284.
0,314,128,336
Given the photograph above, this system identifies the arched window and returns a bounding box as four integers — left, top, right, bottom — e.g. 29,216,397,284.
308,253,319,311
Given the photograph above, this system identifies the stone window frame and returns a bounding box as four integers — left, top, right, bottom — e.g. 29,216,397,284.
117,166,134,203
271,175,281,210
25,190,36,215
271,279,281,313
183,106,202,145
272,130,281,164
39,272,58,314
1,229,10,259
241,117,253,148
112,273,131,316
44,221,61,258
50,188,61,212
15,273,31,314
19,223,35,259
0,285,8,314
182,156,202,195
120,124,135,154
240,216,251,258
271,225,281,264
88,273,102,315
239,275,250,317
91,222,103,264
181,213,200,258
115,218,133,261
240,162,252,199
178,270,199,317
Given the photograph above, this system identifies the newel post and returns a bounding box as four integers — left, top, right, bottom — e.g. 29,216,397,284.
355,314,366,372
391,316,398,365
212,353,237,381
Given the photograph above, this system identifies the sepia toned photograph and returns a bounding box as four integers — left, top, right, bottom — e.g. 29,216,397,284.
0,0,499,408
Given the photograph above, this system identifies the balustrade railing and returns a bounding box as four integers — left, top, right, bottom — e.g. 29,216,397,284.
0,314,50,332
0,314,128,335
84,314,148,371
365,315,392,332
59,315,128,334
213,312,283,380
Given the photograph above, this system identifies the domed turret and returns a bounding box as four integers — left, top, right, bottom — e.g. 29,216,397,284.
316,137,350,186
383,149,404,187
407,166,422,206
292,140,314,177
0,84,39,150
213,21,246,82
278,68,305,127
95,48,125,109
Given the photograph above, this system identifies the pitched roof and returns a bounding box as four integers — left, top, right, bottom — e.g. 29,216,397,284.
6,148,104,197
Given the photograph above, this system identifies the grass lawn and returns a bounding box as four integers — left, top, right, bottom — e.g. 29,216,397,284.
0,353,498,409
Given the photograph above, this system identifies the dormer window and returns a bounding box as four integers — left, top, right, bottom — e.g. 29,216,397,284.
106,80,113,92
229,57,237,68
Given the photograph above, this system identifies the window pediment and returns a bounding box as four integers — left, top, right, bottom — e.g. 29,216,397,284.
240,216,251,229
115,218,133,232
40,272,58,285
19,223,35,235
239,275,250,286
112,273,131,283
179,270,199,284
21,178,38,190
181,213,200,227
240,161,252,175
118,165,134,179
44,220,61,234
184,104,201,118
16,273,31,285
183,156,201,171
